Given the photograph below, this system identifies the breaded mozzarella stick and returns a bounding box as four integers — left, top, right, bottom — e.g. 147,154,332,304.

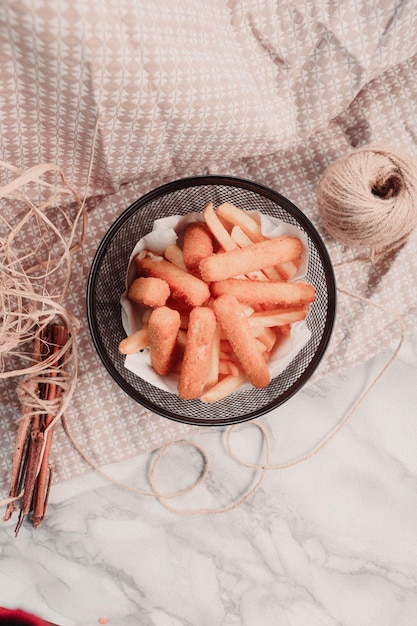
182,222,214,276
213,294,270,388
211,279,315,306
136,255,210,307
148,306,181,376
128,276,170,307
178,307,217,400
199,236,303,282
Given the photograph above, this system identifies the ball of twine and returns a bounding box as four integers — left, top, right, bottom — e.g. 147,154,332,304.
317,144,417,255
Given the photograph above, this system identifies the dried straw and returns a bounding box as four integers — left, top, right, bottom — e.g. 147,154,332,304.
0,153,93,516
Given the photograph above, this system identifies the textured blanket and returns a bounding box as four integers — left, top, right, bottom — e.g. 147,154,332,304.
1,0,417,489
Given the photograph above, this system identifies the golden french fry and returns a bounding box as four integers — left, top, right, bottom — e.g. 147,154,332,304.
118,327,150,354
262,350,272,362
164,243,188,271
254,338,268,353
230,224,252,248
239,303,256,316
246,270,269,281
262,265,283,281
217,213,233,233
200,373,248,403
248,306,308,328
251,326,277,352
277,259,301,280
218,360,242,377
203,323,221,389
202,202,237,252
217,203,264,243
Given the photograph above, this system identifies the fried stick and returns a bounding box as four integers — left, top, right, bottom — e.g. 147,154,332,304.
213,294,270,388
199,236,303,282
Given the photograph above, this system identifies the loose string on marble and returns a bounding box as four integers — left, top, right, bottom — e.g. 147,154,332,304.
60,412,270,514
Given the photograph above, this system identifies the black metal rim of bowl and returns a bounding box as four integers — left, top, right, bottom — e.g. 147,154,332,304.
86,175,336,427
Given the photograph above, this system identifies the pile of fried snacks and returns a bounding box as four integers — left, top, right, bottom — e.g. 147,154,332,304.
119,202,315,403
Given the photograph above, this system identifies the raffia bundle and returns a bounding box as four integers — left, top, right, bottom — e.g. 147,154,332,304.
0,161,87,531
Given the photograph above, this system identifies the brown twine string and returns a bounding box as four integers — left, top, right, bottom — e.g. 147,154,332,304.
60,413,270,514
59,420,213,501
317,144,417,260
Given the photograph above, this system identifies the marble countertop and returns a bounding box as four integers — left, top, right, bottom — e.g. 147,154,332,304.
1,330,417,626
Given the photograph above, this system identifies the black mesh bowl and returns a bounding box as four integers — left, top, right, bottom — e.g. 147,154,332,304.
86,175,336,427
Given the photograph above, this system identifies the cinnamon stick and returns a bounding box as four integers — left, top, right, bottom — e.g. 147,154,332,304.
5,322,71,534
14,413,44,535
14,327,53,533
3,335,42,522
31,325,68,528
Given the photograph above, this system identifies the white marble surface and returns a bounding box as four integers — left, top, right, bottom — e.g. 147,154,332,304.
1,330,417,626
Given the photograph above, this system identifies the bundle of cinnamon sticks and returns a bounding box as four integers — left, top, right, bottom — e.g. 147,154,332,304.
3,323,70,535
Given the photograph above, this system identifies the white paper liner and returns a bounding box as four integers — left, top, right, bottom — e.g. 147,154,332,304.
120,211,312,397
